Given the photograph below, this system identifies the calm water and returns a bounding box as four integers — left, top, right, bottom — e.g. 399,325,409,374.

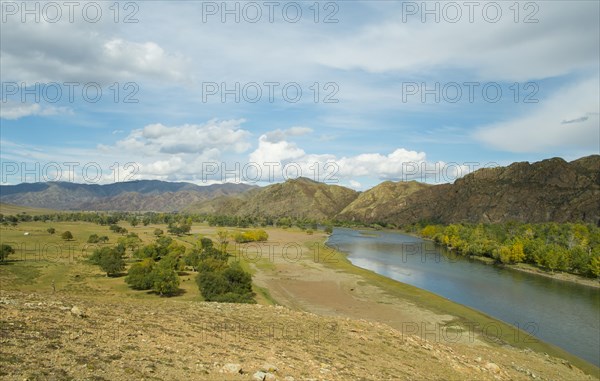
327,228,600,366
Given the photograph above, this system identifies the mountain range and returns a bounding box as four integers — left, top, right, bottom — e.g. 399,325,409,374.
0,180,255,212
1,155,599,225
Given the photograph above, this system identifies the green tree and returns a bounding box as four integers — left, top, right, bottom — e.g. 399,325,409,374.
125,258,155,290
184,248,201,271
200,237,213,249
99,249,125,276
222,263,253,296
87,234,100,243
153,228,164,237
0,244,15,262
61,231,74,241
589,255,600,278
134,244,160,260
151,259,180,296
119,233,142,253
47,227,56,235
195,262,254,303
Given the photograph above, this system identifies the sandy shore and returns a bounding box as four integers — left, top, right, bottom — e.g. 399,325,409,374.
505,263,600,289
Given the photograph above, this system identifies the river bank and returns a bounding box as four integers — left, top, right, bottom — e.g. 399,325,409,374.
396,229,600,289
241,227,599,378
505,262,600,289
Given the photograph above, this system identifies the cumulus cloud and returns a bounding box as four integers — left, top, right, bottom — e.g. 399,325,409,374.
474,77,600,153
95,119,252,181
111,119,251,156
1,14,190,85
249,135,470,184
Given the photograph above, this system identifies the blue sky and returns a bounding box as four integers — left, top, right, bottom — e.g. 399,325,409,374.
1,1,599,189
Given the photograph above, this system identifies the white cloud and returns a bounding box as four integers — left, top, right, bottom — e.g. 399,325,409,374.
474,77,600,153
249,135,471,184
94,119,253,181
249,134,311,163
0,102,72,120
313,2,599,82
1,15,190,85
110,119,251,156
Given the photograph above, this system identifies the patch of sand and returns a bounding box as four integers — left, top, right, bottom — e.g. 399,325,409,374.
248,229,480,346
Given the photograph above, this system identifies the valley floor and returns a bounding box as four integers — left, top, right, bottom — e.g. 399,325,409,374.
0,223,598,380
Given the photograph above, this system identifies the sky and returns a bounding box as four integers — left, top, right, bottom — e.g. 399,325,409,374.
1,0,599,190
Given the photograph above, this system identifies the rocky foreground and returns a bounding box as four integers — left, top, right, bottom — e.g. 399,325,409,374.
0,291,596,381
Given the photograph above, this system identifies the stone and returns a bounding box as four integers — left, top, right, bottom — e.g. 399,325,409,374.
221,363,242,374
70,306,85,318
253,371,267,380
485,362,500,373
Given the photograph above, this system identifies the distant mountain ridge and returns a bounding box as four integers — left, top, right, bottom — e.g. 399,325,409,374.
188,155,600,225
2,156,599,224
0,180,256,211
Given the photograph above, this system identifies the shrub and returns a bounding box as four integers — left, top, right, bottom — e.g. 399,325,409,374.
233,229,268,243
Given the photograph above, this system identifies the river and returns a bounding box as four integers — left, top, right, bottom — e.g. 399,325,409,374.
327,228,600,366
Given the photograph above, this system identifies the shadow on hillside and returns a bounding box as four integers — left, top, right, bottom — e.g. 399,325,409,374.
0,260,18,266
148,288,187,297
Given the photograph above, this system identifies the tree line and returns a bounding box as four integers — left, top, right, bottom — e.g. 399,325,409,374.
410,222,600,278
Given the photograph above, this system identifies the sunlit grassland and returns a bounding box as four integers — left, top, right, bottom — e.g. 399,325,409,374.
1,220,597,375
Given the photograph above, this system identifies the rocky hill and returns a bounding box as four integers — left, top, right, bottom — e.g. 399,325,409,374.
336,180,431,223
188,177,359,221
190,155,600,225
380,156,600,225
0,180,255,212
0,291,596,381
